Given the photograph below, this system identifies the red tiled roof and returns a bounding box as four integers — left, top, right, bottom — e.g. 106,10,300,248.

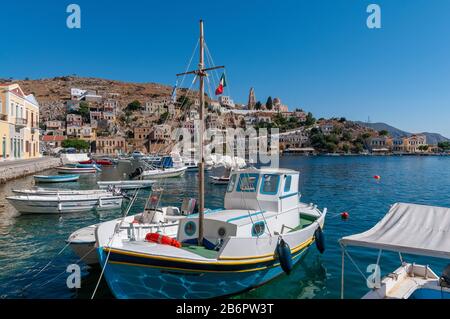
41,135,66,142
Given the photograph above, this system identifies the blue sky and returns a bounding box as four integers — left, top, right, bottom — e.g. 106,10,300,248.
1,0,449,137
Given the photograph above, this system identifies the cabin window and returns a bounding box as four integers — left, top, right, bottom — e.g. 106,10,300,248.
227,174,237,192
284,175,292,193
184,221,196,236
260,174,280,195
237,173,259,192
251,221,265,237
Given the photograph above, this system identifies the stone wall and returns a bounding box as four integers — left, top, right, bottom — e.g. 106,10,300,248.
0,157,62,183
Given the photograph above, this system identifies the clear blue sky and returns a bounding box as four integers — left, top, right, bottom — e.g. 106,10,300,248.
1,0,449,137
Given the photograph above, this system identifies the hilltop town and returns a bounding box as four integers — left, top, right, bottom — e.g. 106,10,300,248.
1,76,449,161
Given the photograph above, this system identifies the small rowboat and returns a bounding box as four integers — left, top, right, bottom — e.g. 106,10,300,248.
57,166,98,174
12,188,109,196
34,174,80,183
6,193,123,214
79,159,113,166
97,180,156,190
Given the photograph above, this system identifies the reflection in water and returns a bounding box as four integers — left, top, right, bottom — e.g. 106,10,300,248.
0,157,449,298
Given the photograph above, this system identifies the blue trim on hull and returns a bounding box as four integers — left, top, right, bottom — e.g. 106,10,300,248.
98,245,311,299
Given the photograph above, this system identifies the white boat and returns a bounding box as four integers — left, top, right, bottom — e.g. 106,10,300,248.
6,192,123,214
12,188,110,196
57,166,98,174
97,180,156,190
140,166,187,178
339,202,450,299
97,167,326,298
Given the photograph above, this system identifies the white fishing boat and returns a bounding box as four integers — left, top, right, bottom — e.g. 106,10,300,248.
339,202,450,299
97,180,156,190
12,188,110,196
6,192,123,214
95,21,325,299
68,197,198,266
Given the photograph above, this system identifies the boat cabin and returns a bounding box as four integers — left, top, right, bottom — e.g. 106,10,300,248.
177,168,304,249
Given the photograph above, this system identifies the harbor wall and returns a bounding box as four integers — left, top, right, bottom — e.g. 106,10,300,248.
0,157,62,184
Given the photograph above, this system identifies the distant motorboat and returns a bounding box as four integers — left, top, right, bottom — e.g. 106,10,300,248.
97,180,156,190
6,192,123,214
34,174,80,183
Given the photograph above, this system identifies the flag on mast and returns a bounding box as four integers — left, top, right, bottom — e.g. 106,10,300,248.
171,80,178,103
215,73,227,95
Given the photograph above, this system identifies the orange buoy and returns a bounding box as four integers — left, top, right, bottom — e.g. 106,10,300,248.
374,175,381,180
145,232,182,248
341,212,349,220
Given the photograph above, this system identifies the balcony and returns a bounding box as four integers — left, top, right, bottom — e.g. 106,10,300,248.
15,117,28,128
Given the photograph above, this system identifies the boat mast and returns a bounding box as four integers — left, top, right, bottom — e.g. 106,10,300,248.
198,19,205,245
176,20,224,246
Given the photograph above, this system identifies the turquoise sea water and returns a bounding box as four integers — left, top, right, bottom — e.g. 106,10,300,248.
0,156,449,299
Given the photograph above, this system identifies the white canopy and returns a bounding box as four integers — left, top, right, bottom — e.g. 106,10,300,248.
340,203,450,259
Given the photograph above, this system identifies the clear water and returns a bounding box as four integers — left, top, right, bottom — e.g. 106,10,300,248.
0,156,449,299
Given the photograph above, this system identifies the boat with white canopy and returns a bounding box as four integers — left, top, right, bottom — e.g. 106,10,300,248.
339,202,450,299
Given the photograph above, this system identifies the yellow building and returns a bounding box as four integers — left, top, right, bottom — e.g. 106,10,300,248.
0,83,40,160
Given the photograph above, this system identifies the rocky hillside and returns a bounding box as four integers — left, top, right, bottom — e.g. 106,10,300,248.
0,76,174,121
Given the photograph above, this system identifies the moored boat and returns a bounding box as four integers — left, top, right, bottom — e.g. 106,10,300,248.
97,180,156,190
97,167,326,298
12,188,109,196
79,159,114,166
209,175,230,185
34,174,80,183
57,166,99,174
6,192,123,214
339,202,450,299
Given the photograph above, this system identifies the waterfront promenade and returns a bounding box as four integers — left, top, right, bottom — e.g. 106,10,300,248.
0,157,62,183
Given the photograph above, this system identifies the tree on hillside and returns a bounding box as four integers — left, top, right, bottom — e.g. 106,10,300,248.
379,130,389,136
304,112,316,126
79,102,90,123
266,97,273,110
126,100,142,111
158,112,170,124
254,101,262,110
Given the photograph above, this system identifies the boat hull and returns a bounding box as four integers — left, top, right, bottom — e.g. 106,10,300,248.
99,242,311,299
57,167,97,174
34,174,80,183
140,167,187,179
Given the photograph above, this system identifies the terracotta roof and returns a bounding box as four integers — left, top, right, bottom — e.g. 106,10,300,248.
41,135,66,142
